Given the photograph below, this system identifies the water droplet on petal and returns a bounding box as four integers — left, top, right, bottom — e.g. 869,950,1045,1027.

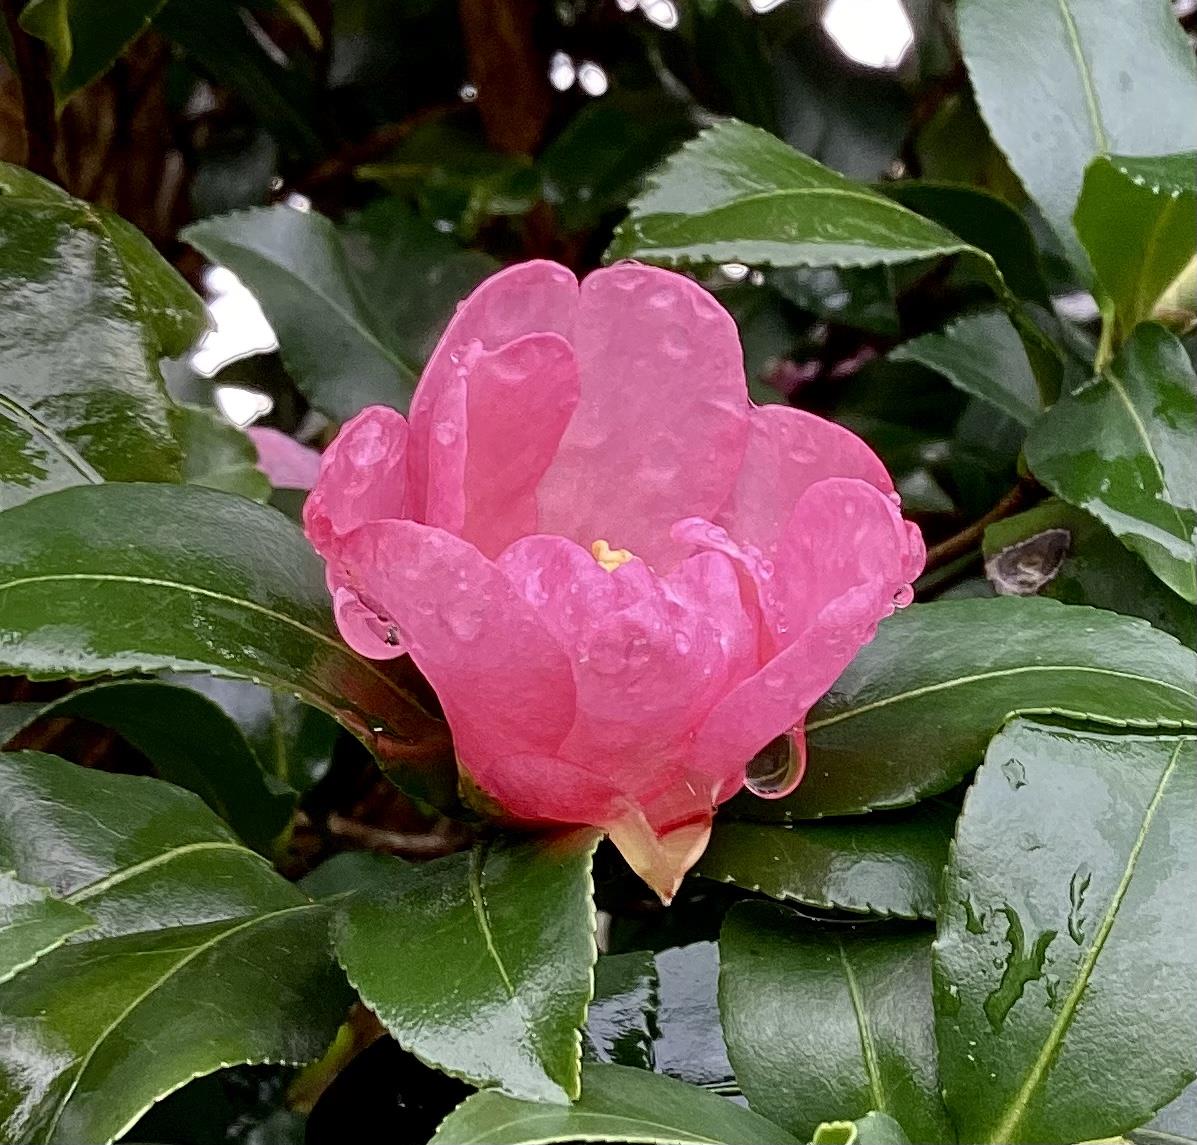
384,625,401,646
440,597,484,641
434,421,459,446
674,630,692,654
893,583,915,608
744,730,806,798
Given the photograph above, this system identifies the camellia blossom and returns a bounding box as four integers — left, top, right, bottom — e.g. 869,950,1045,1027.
302,261,924,900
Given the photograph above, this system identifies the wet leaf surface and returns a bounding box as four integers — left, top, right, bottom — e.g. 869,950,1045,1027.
0,751,350,1145
935,720,1196,1143
721,904,951,1144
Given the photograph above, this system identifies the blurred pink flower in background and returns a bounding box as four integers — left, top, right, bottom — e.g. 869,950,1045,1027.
300,261,924,900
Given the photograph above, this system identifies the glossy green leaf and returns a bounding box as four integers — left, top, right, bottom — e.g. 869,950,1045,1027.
581,943,731,1085
172,675,340,795
429,1062,801,1145
19,0,167,98
720,903,951,1144
0,394,102,512
956,0,1197,272
183,205,415,421
731,597,1196,821
890,311,1043,427
335,832,600,1102
340,198,497,371
880,181,1050,307
1075,153,1197,333
0,680,294,853
178,405,271,503
607,120,993,276
934,721,1196,1144
812,1113,912,1145
0,164,201,502
0,871,92,985
698,803,953,920
0,483,453,807
154,0,322,159
653,941,733,1087
1024,323,1197,602
983,499,1196,646
583,951,658,1071
0,751,350,1145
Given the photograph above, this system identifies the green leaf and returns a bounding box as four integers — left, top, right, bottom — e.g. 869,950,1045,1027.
720,903,951,1144
178,405,271,503
19,0,167,98
583,951,658,1071
429,1062,801,1145
154,0,322,159
0,394,102,513
730,597,1197,821
890,311,1043,428
880,181,1050,307
1075,153,1197,334
183,205,414,421
934,721,1196,1144
339,198,497,369
174,675,340,794
0,680,294,853
607,120,995,277
1024,323,1197,602
983,499,1196,647
0,751,350,1145
0,870,92,985
335,833,600,1103
0,164,202,504
652,941,733,1086
698,803,953,920
956,0,1197,273
813,1113,912,1145
0,482,454,808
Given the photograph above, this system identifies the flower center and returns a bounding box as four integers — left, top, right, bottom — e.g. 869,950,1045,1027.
591,538,635,572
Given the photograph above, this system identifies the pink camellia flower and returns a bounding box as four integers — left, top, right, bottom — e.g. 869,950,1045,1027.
303,261,924,900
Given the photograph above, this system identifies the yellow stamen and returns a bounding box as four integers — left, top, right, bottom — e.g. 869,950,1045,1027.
591,538,635,572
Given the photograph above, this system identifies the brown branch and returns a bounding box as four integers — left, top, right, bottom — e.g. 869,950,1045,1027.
457,0,550,156
1,0,59,180
923,476,1040,573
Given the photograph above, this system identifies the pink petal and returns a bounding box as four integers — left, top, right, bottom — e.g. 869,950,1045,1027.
334,520,577,768
424,334,580,557
303,407,413,661
409,261,579,520
693,478,924,776
607,805,713,905
302,406,411,553
497,536,755,777
717,404,895,569
536,263,750,570
247,426,322,490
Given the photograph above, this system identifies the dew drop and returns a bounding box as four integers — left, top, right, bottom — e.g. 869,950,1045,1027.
433,421,459,446
674,630,692,654
440,597,484,641
744,730,805,798
384,625,401,646
892,583,915,608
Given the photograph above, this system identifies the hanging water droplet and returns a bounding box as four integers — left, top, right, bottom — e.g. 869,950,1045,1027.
384,625,401,646
892,583,915,608
744,730,805,798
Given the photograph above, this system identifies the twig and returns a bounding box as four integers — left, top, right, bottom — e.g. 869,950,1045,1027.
923,476,1039,573
1,0,59,180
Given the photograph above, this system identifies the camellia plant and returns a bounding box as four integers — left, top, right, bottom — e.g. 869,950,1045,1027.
0,0,1194,1144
